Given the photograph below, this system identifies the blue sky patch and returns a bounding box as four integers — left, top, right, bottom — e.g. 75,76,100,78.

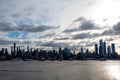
7,31,29,40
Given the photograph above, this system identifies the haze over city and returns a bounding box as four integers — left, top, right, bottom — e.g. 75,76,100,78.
0,0,120,54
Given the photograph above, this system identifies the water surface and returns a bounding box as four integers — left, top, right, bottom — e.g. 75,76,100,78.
0,60,120,80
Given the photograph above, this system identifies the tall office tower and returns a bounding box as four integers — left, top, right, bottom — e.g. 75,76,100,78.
100,39,103,46
107,45,111,58
95,44,98,57
11,47,13,54
17,47,19,53
2,48,4,54
81,47,84,54
111,43,116,56
64,47,71,59
103,42,106,57
59,47,63,60
22,49,25,60
27,45,29,52
18,46,20,51
13,43,16,53
99,39,104,57
11,47,14,57
5,48,8,55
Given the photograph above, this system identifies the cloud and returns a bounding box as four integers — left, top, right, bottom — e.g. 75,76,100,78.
37,41,82,50
0,38,31,45
72,32,100,39
54,37,69,40
101,29,113,36
84,41,97,47
103,18,107,22
74,17,100,30
0,38,12,45
0,21,17,31
105,37,115,41
63,17,100,33
39,33,55,38
102,21,120,36
80,20,98,30
63,28,78,33
0,21,59,32
19,25,59,32
113,22,120,34
37,41,71,48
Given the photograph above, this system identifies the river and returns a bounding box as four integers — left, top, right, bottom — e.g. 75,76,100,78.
0,60,120,80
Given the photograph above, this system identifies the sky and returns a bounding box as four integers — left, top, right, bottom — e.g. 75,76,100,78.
0,0,120,53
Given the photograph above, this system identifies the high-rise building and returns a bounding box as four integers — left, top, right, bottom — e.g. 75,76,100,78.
107,45,111,58
95,44,98,57
111,43,116,57
103,42,106,57
11,47,13,54
81,47,83,54
13,43,16,53
11,46,14,58
27,45,29,52
59,47,63,60
18,46,20,51
64,47,71,59
99,39,104,57
2,48,4,54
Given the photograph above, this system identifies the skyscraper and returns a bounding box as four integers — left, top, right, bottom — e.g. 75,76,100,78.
27,45,29,52
99,39,104,58
59,47,63,60
2,48,4,54
111,43,116,57
103,42,106,57
95,44,98,58
13,43,16,53
81,47,83,54
107,45,111,58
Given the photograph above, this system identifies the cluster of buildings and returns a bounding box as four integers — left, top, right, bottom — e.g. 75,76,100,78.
0,39,119,61
94,39,117,59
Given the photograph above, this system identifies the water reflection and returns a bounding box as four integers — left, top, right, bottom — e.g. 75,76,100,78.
106,65,120,80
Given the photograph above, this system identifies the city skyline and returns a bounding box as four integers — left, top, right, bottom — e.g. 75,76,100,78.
0,0,120,54
0,39,119,61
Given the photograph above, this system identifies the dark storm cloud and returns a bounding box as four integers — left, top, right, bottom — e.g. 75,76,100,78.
39,41,71,48
0,22,16,31
0,38,12,45
54,37,69,40
74,17,86,22
0,38,32,45
0,21,59,32
11,13,21,18
38,41,81,50
103,18,107,22
39,33,55,38
101,29,113,36
63,28,78,33
105,38,114,41
20,25,59,32
80,20,97,30
113,22,120,34
72,32,100,39
74,17,99,30
102,22,120,36
35,41,83,50
0,38,16,45
84,41,97,47
73,33,89,39
63,17,100,33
